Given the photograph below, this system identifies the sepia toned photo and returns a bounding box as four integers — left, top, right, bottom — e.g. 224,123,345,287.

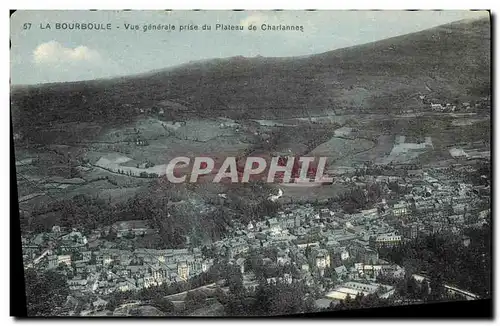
10,9,491,317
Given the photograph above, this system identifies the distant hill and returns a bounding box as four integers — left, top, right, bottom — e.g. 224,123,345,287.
11,17,490,133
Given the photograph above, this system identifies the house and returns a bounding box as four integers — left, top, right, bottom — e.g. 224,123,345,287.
340,248,350,261
452,203,468,215
92,298,108,311
315,298,335,310
268,189,283,202
296,239,320,249
402,223,420,239
266,277,278,285
279,217,295,229
151,270,168,284
60,231,88,247
74,261,88,274
202,259,214,273
462,235,471,247
449,148,468,158
82,251,92,262
177,262,189,280
47,255,59,270
277,251,290,266
407,169,424,178
392,202,409,217
334,265,348,280
235,258,246,274
231,242,250,256
325,281,395,300
334,127,353,137
112,220,150,238
430,103,443,111
267,218,282,235
67,277,88,291
58,255,72,267
349,241,379,264
356,263,405,280
361,208,378,219
375,234,402,247
315,253,330,270
319,208,335,221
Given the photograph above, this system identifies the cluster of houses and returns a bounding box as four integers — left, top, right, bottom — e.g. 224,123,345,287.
22,223,215,296
21,161,489,311
424,95,490,112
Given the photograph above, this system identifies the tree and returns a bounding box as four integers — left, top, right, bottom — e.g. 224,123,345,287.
25,269,69,316
153,298,175,316
419,281,430,300
333,293,392,311
214,286,227,305
129,308,142,316
184,291,207,311
406,277,419,300
227,266,244,296
253,280,308,316
429,275,446,302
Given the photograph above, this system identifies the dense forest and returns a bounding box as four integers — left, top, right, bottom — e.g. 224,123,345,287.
378,224,491,298
24,269,69,316
22,180,281,249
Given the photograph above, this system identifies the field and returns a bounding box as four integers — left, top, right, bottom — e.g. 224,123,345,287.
308,137,375,164
11,17,491,242
14,109,491,216
278,183,350,204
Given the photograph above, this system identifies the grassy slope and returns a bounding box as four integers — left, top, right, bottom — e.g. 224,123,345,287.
11,17,490,137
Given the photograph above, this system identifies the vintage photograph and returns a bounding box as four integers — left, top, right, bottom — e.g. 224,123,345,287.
10,10,491,317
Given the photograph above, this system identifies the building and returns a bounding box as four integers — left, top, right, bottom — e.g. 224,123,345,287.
60,231,88,247
392,202,409,217
348,240,378,264
412,274,480,301
449,148,468,158
178,262,189,280
92,298,108,310
315,253,331,270
47,255,59,270
374,234,402,248
334,265,348,280
112,220,150,238
58,255,72,266
325,281,395,300
402,223,421,239
340,248,350,261
462,235,471,247
334,127,353,137
235,258,246,274
67,277,88,291
319,208,335,222
431,103,443,111
295,215,301,228
267,218,282,235
82,251,92,262
355,263,405,280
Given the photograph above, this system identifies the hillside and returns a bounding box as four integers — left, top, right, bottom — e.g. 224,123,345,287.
11,17,490,139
